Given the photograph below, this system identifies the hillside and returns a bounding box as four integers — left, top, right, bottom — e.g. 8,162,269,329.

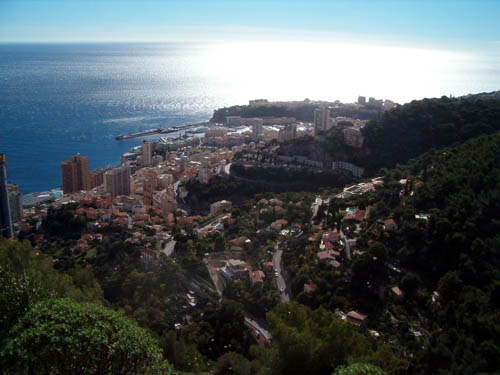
361,96,500,173
277,96,500,176
283,132,500,374
211,102,380,123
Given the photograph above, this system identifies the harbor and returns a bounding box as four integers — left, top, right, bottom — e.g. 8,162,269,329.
115,121,211,140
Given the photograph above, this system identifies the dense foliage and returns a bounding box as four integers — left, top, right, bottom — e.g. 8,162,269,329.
282,132,500,374
1,298,172,374
333,363,387,375
393,133,500,374
252,303,400,375
186,176,272,213
361,97,500,173
0,237,104,344
231,163,354,191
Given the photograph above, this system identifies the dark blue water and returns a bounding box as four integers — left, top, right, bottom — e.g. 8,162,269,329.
0,43,227,193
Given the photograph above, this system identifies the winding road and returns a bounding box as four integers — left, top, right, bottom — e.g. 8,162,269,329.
273,244,290,303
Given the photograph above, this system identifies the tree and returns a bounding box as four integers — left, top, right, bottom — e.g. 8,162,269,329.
214,352,256,375
333,363,387,375
0,238,104,344
253,303,397,375
1,298,172,375
215,235,227,252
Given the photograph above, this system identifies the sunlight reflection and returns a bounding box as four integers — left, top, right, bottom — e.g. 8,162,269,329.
190,41,476,103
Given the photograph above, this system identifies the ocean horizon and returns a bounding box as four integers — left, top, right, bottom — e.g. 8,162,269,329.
1,42,499,194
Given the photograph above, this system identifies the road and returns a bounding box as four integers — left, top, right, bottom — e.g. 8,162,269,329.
182,274,272,344
340,231,352,260
244,317,272,344
272,245,290,303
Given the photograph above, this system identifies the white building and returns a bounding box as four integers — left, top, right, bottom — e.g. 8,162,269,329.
332,161,364,178
278,124,297,142
252,121,264,141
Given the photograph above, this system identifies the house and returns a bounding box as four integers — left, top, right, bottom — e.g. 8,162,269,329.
391,286,404,298
210,200,232,215
383,219,398,232
269,198,283,206
249,270,265,284
220,259,249,280
229,236,251,248
346,311,368,327
322,231,341,249
140,248,160,265
317,250,342,268
270,219,288,231
343,208,365,222
303,283,317,294
185,292,197,307
317,249,340,262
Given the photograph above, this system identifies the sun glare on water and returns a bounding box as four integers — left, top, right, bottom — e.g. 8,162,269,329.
189,41,487,104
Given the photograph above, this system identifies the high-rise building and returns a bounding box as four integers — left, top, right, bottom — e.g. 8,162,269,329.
314,108,330,136
141,140,152,167
0,154,13,238
142,171,156,206
357,96,366,105
160,191,178,215
252,121,264,141
278,124,297,142
104,165,131,198
89,169,104,189
61,155,90,194
180,155,189,171
8,185,23,222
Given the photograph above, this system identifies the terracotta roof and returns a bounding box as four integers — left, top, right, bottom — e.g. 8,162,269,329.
304,283,317,293
343,209,365,222
229,236,251,247
346,311,368,326
250,270,265,284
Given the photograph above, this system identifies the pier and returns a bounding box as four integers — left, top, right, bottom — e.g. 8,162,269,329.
115,122,210,140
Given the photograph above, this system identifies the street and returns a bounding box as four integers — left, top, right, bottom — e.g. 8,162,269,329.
272,245,290,303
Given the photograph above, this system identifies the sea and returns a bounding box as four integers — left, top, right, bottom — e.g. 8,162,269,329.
1,42,499,194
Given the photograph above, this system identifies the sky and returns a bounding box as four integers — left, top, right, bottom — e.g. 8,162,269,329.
1,0,500,50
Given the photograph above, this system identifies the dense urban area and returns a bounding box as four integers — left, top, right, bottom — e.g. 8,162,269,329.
1,93,500,375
